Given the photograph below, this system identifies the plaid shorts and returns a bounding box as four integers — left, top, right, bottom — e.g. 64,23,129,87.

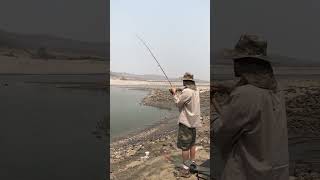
177,123,196,150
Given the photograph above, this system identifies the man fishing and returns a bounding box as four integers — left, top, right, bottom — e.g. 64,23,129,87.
169,72,202,178
136,36,203,178
212,34,289,180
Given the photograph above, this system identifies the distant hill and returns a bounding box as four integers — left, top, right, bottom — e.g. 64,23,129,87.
213,50,320,67
111,71,209,83
0,29,107,59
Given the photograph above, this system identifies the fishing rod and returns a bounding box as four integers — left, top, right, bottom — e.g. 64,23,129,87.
136,35,173,88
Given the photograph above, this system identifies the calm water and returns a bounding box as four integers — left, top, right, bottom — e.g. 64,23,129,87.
110,86,169,139
0,75,106,180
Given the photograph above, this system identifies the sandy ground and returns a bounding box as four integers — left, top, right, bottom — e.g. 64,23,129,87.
0,55,107,74
110,79,210,90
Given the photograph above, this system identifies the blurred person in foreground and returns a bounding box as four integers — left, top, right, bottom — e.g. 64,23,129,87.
170,72,202,178
212,34,289,180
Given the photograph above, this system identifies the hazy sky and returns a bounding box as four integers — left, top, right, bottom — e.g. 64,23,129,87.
111,0,210,81
213,0,320,62
0,0,107,42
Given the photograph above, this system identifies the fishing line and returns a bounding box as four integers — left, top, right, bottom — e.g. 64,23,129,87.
136,34,173,88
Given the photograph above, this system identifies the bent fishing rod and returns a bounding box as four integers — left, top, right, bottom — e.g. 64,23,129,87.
136,35,173,88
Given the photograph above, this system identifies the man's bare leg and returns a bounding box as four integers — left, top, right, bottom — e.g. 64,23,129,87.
182,150,190,162
190,145,196,162
179,150,191,177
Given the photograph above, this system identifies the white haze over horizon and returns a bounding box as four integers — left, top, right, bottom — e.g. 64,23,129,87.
111,0,210,81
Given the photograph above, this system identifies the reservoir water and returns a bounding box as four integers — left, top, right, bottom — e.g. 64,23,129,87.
0,74,106,180
110,86,169,139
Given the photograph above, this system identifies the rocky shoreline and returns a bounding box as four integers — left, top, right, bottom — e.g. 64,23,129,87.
110,87,210,180
283,80,320,179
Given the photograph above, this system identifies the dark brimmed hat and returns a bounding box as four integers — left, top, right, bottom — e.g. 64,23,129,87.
221,34,271,62
182,72,194,81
